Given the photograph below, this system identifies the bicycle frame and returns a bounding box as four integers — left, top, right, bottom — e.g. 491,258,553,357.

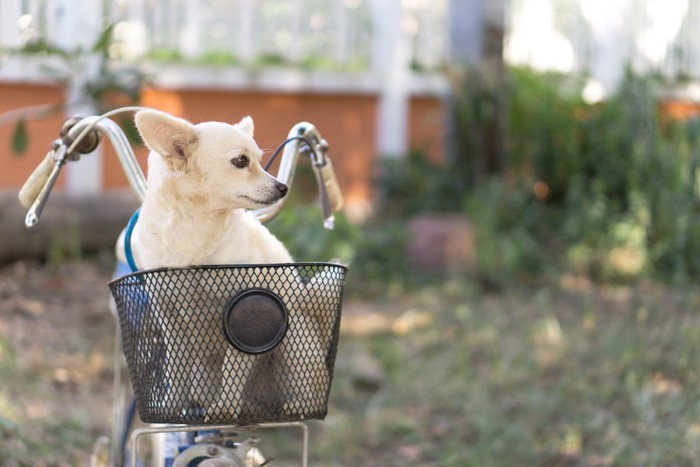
129,423,309,467
19,109,344,467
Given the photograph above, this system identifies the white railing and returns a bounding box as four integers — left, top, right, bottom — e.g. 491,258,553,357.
505,0,700,92
0,0,451,193
4,0,700,92
0,0,449,73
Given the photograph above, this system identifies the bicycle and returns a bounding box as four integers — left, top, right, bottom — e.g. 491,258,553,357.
18,107,347,467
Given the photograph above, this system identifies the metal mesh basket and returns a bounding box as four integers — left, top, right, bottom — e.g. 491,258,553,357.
109,263,347,426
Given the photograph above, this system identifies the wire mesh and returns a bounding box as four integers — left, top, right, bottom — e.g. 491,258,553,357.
109,263,346,425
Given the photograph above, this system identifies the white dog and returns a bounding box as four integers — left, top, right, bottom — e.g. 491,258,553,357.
129,109,292,269
121,109,323,422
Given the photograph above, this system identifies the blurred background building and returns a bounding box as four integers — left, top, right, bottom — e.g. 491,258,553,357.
0,0,698,218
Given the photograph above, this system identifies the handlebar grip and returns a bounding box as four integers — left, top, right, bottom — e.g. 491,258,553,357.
18,151,56,209
320,157,344,213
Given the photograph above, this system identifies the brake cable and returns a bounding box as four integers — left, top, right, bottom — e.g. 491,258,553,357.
265,136,316,171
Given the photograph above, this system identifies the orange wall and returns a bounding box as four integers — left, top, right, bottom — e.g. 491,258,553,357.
409,95,446,163
104,88,380,210
2,82,447,213
0,83,65,188
658,99,700,122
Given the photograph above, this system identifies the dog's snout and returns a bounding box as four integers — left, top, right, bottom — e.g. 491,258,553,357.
277,183,288,197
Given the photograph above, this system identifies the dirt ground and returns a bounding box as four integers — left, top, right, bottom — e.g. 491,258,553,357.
0,258,390,466
0,259,118,465
5,258,700,466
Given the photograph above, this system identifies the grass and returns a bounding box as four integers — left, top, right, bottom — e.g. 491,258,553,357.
1,261,700,465
311,275,700,466
0,260,116,466
0,332,102,466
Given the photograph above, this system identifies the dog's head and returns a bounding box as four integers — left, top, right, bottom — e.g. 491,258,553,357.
135,109,288,210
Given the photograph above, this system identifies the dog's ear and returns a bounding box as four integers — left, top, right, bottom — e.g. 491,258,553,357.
135,110,198,169
236,116,254,137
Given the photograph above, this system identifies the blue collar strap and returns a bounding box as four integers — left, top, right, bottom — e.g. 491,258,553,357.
124,208,141,273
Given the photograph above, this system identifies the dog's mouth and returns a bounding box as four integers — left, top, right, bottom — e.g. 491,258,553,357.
237,182,287,207
238,194,279,206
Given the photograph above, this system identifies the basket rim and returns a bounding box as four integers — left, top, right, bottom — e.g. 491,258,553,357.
108,261,348,285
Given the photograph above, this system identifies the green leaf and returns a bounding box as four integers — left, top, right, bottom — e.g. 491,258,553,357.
11,119,28,155
118,115,143,146
20,38,70,58
92,22,114,53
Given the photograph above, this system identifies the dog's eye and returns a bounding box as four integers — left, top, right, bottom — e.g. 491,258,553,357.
231,155,249,168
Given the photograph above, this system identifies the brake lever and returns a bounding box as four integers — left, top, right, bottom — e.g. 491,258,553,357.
313,164,334,229
25,143,69,228
309,138,343,230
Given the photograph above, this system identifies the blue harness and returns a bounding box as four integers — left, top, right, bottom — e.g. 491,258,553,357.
123,208,141,273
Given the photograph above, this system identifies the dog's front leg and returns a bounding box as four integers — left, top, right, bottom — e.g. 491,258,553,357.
187,314,227,420
160,303,191,418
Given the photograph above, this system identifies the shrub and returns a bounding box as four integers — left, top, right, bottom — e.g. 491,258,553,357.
501,68,700,282
453,66,699,283
275,66,700,288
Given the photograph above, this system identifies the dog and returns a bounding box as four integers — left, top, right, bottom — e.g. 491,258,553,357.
128,109,292,269
118,109,331,422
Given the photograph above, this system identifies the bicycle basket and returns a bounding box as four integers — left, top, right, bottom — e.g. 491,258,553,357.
108,263,347,425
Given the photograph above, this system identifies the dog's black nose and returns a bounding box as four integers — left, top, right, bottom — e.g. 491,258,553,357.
277,183,288,197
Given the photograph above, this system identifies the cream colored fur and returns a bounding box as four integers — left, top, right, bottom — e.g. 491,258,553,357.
129,109,292,268
123,109,316,421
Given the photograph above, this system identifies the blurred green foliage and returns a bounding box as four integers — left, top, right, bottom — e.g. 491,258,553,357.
377,150,464,217
276,66,700,289
7,21,145,155
267,158,415,295
450,66,700,285
268,205,359,264
269,203,414,296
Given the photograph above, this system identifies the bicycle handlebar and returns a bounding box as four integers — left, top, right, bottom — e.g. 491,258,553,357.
251,122,343,226
18,109,343,229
